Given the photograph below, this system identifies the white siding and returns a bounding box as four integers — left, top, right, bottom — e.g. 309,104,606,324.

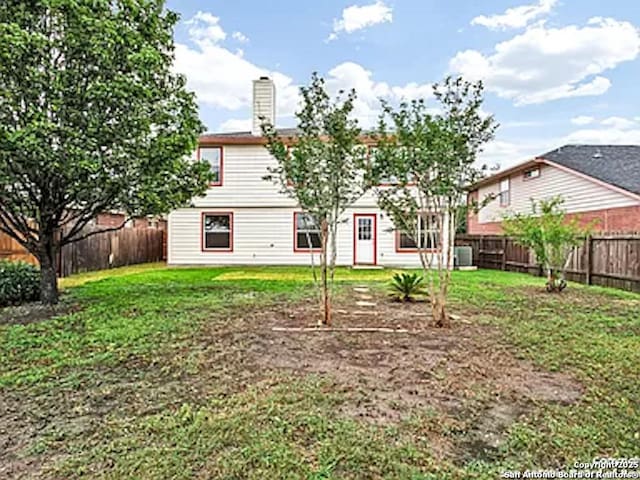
171,144,456,267
477,164,639,224
193,145,381,208
168,207,442,268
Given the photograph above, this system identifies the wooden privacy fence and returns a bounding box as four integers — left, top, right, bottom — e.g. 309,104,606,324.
456,234,640,293
0,227,165,277
0,233,38,265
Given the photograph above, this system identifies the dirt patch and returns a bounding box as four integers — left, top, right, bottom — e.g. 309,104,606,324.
234,288,583,458
0,299,80,326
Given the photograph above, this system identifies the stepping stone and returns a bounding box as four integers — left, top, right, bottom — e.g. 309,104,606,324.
357,294,374,300
354,287,369,293
356,301,377,307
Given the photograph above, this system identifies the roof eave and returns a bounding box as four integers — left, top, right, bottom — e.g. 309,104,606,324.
467,158,544,191
198,133,378,146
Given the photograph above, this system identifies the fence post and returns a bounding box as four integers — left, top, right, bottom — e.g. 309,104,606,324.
585,235,592,285
501,237,507,271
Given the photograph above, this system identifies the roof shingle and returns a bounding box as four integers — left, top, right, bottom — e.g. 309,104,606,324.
540,145,640,196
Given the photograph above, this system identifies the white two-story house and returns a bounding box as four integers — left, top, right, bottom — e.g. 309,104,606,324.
168,77,448,268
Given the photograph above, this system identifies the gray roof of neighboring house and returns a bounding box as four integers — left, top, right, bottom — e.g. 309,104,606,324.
540,145,640,196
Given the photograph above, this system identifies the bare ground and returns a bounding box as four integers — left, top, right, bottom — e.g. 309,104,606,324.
232,288,583,459
0,297,79,326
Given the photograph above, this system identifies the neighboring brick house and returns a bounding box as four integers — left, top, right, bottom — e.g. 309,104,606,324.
467,145,640,234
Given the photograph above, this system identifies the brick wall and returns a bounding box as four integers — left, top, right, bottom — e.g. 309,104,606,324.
468,204,640,234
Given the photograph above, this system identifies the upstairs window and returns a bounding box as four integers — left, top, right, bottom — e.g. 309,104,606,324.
202,213,232,251
397,214,440,251
499,178,510,206
523,168,540,180
200,147,223,186
294,212,322,251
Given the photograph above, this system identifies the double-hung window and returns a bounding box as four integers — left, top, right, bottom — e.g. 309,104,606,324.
397,214,440,251
294,213,322,251
202,213,232,251
499,178,510,206
200,147,223,186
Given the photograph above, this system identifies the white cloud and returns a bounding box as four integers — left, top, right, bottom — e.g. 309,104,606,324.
328,1,392,41
450,17,640,105
175,12,435,133
564,126,640,144
471,0,557,31
600,116,638,130
478,138,553,170
219,118,252,132
215,63,434,131
232,31,249,43
325,62,435,128
483,119,640,171
174,12,300,116
571,116,595,126
186,11,226,48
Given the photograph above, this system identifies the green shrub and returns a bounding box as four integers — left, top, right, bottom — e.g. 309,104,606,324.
0,260,41,307
389,272,426,302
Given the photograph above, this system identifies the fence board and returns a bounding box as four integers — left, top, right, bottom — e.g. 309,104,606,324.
59,227,164,277
0,233,38,265
456,233,640,293
0,227,164,277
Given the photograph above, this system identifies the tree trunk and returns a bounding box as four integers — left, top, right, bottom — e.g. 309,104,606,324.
546,267,558,293
320,220,331,326
432,295,449,328
37,233,59,305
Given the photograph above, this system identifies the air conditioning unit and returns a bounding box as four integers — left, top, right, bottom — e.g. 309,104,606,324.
454,246,473,268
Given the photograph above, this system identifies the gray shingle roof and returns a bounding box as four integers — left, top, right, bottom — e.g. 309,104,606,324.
200,128,300,140
540,145,640,196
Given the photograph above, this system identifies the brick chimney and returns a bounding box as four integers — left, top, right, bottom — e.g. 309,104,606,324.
252,76,276,136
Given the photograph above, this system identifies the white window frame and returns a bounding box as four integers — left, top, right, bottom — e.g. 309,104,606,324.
499,178,510,206
202,212,233,252
199,146,223,186
294,212,322,252
397,213,440,251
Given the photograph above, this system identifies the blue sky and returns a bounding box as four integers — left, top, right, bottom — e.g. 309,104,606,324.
167,0,640,168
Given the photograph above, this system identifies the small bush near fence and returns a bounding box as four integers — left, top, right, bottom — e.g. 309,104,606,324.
456,234,640,293
0,260,40,307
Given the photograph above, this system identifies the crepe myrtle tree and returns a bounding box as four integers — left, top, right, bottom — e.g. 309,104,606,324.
262,73,370,326
0,0,212,305
370,77,497,327
503,197,591,293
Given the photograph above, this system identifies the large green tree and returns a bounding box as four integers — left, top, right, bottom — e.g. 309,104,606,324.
0,1,211,304
371,77,497,327
262,73,369,326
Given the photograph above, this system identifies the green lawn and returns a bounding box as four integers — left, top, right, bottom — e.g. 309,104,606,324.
1,265,638,479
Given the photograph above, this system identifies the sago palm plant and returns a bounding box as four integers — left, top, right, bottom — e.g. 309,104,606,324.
389,272,426,302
